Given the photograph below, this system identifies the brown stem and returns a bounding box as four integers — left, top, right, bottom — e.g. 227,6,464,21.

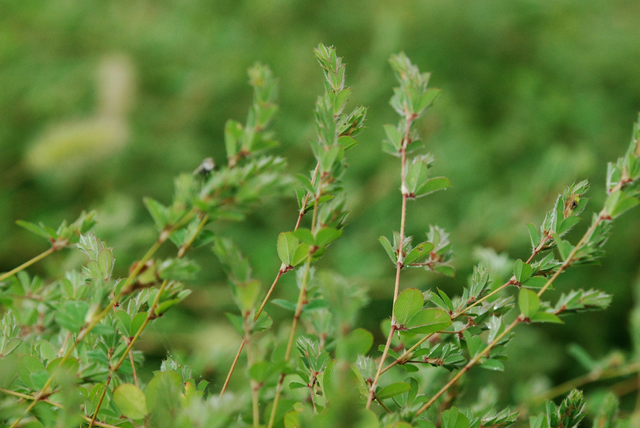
219,340,245,397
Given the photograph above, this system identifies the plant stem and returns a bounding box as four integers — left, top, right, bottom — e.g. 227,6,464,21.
0,247,55,283
255,270,284,322
245,328,260,427
366,115,413,410
219,340,245,398
366,325,397,408
268,193,320,428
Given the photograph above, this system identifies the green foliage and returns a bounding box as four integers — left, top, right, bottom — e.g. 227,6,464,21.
1,41,640,428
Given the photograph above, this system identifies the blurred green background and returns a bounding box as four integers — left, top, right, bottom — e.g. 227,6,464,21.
2,0,640,414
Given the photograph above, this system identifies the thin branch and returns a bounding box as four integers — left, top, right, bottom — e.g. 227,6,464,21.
268,193,320,428
219,340,245,397
0,247,56,283
366,114,414,409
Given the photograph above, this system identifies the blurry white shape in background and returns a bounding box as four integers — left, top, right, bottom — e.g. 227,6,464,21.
24,54,135,185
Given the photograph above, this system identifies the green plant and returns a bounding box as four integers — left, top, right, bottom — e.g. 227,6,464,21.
1,44,639,428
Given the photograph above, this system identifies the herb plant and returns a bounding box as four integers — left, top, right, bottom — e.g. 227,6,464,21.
1,44,639,428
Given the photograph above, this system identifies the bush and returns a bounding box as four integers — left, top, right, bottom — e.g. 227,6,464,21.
1,44,639,428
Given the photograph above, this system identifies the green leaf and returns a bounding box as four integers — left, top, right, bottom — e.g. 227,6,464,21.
518,288,540,318
415,177,452,197
337,135,358,151
376,382,411,400
383,124,402,152
234,279,261,313
530,312,564,324
405,309,451,335
143,197,169,230
404,242,435,265
394,288,424,326
479,359,504,371
293,228,315,245
320,145,344,173
289,382,307,390
15,220,56,240
463,330,484,357
438,289,454,312
416,88,441,112
295,173,316,195
224,119,243,159
114,383,148,420
513,259,532,283
271,299,297,312
291,242,311,266
552,233,574,261
315,227,342,247
114,311,132,337
46,357,79,377
405,161,428,194
253,312,273,332
441,406,469,428
284,410,301,428
18,355,43,390
558,216,581,235
378,236,397,263
434,265,456,277
225,313,244,335
526,223,541,249
522,276,550,289
249,361,273,383
30,370,50,390
145,371,181,411
277,232,299,266
55,300,89,333
131,312,148,335
337,328,374,362
334,88,351,114
605,190,640,218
